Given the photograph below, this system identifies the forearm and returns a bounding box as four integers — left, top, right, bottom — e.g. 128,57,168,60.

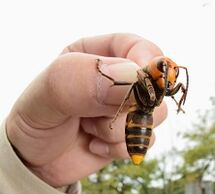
0,120,81,194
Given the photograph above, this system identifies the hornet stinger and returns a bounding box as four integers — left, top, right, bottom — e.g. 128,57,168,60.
96,56,189,165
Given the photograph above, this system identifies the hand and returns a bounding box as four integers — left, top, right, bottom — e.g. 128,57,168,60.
6,33,167,187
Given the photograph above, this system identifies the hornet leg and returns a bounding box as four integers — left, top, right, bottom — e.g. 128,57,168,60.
96,58,134,86
168,83,187,113
109,84,134,129
96,59,135,129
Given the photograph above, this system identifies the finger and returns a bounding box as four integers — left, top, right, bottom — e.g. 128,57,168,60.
81,114,127,143
89,132,156,159
34,130,113,186
17,52,140,127
89,138,129,159
45,53,139,117
153,101,168,127
81,101,167,143
61,33,163,65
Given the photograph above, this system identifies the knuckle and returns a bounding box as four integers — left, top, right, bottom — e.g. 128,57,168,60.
110,142,129,159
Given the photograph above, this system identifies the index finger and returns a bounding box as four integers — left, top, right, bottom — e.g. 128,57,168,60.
62,33,163,65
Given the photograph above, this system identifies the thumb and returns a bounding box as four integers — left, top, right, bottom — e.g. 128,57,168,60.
11,52,140,128
45,52,139,117
88,132,156,159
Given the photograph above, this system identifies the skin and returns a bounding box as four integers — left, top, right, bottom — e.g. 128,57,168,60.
6,33,167,187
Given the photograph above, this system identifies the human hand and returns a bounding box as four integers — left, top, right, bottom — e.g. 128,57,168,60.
6,33,167,187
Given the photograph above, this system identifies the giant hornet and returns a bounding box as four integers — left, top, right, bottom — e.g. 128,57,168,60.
97,56,189,165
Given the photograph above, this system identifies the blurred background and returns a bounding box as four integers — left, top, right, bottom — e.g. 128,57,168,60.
0,0,214,193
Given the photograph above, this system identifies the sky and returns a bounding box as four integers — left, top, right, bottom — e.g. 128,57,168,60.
0,0,215,159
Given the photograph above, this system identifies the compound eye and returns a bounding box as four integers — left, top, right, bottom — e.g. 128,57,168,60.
157,60,167,73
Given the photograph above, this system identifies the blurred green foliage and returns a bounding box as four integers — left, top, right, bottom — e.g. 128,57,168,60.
181,97,215,183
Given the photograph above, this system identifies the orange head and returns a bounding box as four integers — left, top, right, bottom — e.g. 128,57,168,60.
146,56,186,92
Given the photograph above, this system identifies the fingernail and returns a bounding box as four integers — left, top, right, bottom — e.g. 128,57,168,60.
96,61,139,105
89,139,109,156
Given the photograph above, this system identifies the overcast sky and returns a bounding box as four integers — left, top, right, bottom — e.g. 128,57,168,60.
0,0,214,158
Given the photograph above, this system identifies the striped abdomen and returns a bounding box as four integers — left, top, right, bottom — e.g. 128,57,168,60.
125,106,153,165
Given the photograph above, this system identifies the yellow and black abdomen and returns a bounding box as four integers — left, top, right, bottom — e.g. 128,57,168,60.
125,105,153,165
